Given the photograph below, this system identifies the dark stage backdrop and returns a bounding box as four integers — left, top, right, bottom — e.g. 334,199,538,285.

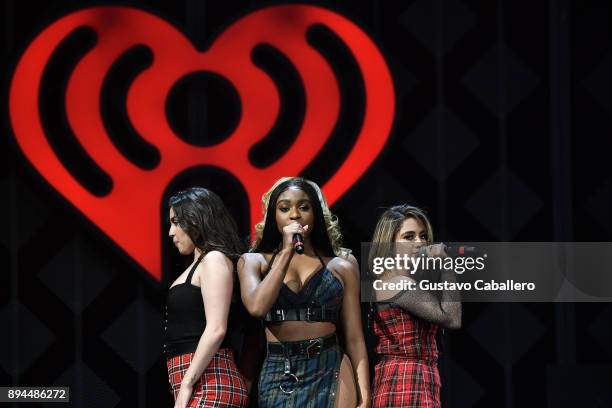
2,1,612,407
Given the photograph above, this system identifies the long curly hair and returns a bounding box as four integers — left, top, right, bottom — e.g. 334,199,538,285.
169,187,246,265
252,177,350,258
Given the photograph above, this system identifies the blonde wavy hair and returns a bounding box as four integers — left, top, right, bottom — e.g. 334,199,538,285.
252,177,351,258
368,204,434,277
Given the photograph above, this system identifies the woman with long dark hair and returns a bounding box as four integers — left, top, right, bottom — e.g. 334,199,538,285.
163,187,249,408
368,205,461,408
238,177,370,407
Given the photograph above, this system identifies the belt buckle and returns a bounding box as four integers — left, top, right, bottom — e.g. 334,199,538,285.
306,338,322,358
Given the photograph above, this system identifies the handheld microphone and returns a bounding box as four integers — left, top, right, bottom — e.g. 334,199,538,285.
292,234,304,254
418,245,477,257
444,245,476,257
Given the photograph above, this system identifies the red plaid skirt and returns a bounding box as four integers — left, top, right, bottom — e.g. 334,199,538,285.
372,356,440,408
166,348,248,407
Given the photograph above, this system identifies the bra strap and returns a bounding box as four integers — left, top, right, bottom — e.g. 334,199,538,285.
313,249,326,268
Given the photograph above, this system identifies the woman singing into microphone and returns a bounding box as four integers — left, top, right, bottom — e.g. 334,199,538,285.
163,188,249,408
368,205,461,408
238,177,370,407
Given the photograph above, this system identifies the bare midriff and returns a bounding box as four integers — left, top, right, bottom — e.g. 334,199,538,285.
265,321,337,342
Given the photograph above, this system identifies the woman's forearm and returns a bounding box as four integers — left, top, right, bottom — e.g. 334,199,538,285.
345,340,370,407
181,326,226,386
246,248,293,317
392,269,462,329
438,269,462,329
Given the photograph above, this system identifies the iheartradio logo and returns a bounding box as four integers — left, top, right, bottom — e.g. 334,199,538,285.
9,5,395,281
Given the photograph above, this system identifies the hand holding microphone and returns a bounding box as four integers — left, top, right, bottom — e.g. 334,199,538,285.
293,233,305,254
282,222,309,254
418,244,477,258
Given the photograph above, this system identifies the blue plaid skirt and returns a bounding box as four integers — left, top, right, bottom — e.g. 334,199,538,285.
258,333,342,408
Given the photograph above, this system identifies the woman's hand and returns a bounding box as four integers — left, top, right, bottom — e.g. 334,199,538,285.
172,251,232,408
174,381,193,408
421,243,448,258
410,243,447,278
281,222,308,251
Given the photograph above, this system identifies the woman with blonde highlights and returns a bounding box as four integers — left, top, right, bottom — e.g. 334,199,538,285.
369,205,461,408
239,177,370,407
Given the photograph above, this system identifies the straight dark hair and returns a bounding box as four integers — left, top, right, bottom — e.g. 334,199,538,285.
169,187,246,265
252,178,335,257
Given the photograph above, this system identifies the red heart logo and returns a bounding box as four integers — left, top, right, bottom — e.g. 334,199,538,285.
9,5,395,281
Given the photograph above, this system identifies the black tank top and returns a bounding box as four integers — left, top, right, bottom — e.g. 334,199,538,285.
163,253,238,358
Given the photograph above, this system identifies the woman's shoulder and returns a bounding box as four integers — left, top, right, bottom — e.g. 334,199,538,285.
193,251,233,284
374,274,414,302
327,253,359,276
199,250,233,270
203,250,230,262
238,252,270,272
240,251,272,262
